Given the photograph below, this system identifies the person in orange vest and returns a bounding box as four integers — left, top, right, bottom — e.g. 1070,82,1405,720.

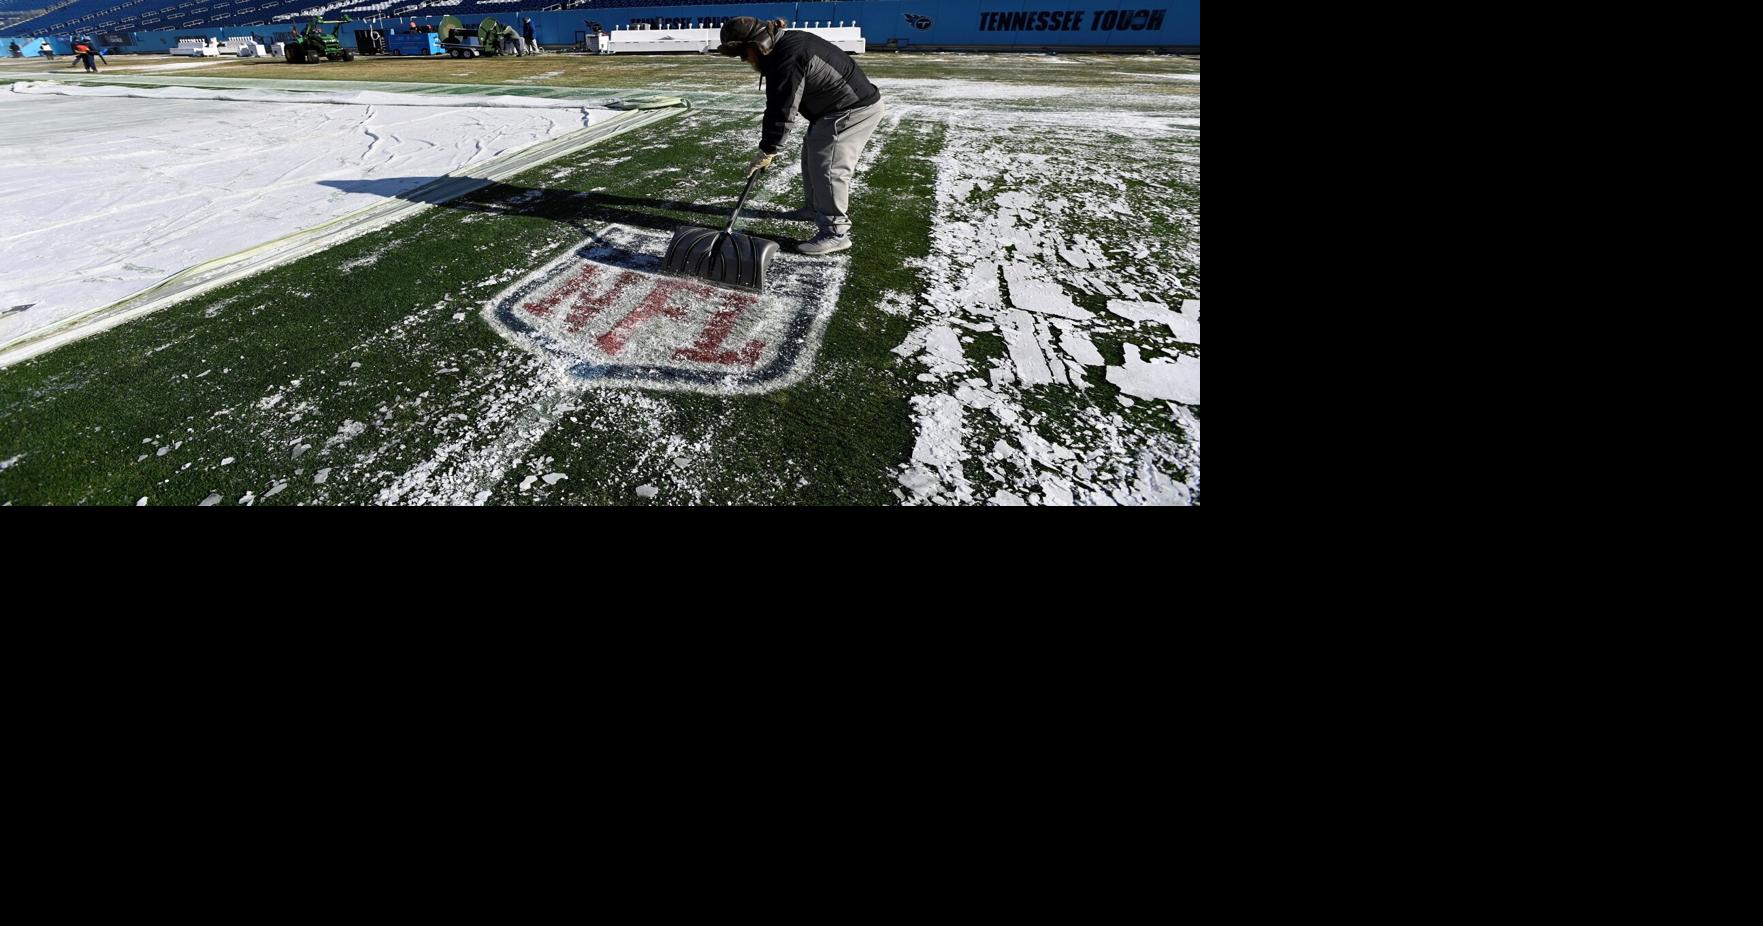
72,38,98,72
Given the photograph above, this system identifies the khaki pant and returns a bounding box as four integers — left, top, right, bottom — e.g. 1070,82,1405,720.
802,98,884,237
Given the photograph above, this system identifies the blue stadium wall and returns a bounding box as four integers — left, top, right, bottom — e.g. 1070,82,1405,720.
4,1,1196,52
540,2,1201,51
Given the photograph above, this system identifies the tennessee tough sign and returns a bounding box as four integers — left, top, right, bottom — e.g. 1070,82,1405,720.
484,226,847,394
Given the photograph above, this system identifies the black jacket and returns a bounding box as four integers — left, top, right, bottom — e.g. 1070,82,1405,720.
757,31,880,155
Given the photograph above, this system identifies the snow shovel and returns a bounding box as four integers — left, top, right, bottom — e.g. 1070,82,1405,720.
661,165,779,292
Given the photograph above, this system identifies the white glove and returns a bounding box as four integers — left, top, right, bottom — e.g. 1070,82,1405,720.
747,150,777,177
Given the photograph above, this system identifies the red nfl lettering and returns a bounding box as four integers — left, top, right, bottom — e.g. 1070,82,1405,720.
522,262,605,318
485,226,846,394
674,289,764,367
596,279,688,355
564,267,642,333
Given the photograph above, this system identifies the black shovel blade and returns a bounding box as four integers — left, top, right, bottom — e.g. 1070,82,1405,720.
662,226,779,292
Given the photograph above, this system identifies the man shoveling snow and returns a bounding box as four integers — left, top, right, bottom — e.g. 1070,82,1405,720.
717,16,884,256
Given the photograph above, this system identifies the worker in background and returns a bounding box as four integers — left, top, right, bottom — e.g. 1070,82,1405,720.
72,38,97,72
8,41,22,58
523,17,538,53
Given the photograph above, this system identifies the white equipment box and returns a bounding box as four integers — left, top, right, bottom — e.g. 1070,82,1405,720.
587,24,864,55
169,38,221,57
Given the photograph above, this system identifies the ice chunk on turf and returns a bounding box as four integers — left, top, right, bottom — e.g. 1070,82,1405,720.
1004,264,1092,320
909,394,965,471
997,310,1055,386
1059,329,1105,367
922,326,968,374
1106,344,1200,404
956,261,1003,310
1107,299,1200,343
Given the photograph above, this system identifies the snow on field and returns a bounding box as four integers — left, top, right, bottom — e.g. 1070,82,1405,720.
0,54,1198,505
10,82,612,109
100,60,233,72
0,82,615,347
241,110,858,506
873,78,1080,100
1116,72,1201,82
892,112,1200,506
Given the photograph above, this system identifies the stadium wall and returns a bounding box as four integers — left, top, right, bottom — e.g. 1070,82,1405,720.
4,1,1196,53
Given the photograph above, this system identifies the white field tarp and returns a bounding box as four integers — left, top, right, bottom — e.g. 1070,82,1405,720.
0,82,618,347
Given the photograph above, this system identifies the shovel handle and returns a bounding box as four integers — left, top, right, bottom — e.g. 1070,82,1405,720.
725,164,766,234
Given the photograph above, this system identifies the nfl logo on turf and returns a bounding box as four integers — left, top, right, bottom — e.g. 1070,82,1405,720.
484,225,846,395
